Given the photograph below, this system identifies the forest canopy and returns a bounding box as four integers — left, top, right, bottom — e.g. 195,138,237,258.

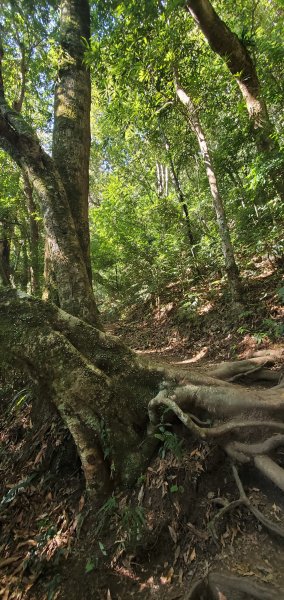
0,0,283,304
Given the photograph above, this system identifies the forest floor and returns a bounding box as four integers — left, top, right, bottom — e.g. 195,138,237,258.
1,259,284,600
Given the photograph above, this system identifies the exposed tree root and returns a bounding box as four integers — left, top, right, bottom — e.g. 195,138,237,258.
254,455,284,493
225,434,284,460
148,375,284,495
209,464,284,540
149,390,284,438
186,571,284,599
208,355,283,384
1,291,284,598
150,392,284,438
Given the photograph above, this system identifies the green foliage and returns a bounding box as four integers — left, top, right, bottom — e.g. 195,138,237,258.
170,483,184,493
86,0,284,308
175,293,201,322
9,387,31,413
95,493,118,536
238,317,284,343
154,425,184,459
277,287,284,304
1,0,284,311
120,505,145,543
259,318,284,341
85,559,96,573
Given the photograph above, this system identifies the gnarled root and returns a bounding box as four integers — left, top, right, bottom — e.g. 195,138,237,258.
148,377,284,494
148,357,284,600
208,464,284,540
208,353,283,384
186,571,284,599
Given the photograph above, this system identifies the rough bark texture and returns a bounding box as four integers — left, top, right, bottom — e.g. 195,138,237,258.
53,0,92,284
0,223,10,286
2,289,284,504
174,76,241,300
0,290,162,495
0,27,101,327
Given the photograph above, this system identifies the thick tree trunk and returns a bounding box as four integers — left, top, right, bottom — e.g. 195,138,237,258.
0,117,100,324
0,23,101,327
0,290,161,495
53,0,92,284
174,76,241,300
2,289,284,503
185,0,284,198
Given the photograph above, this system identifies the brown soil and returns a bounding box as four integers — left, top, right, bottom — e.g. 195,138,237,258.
1,265,284,599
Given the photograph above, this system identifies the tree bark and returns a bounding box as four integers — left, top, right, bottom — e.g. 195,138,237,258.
174,75,241,300
185,0,271,148
185,0,284,198
0,289,161,496
2,289,284,501
0,10,101,327
0,225,10,286
52,0,92,284
22,172,40,295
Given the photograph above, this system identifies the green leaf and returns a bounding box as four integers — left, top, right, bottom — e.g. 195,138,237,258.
170,484,179,493
99,541,107,556
85,559,95,573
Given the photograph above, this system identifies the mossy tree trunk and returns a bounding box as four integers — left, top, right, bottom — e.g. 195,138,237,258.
52,0,92,284
0,289,162,497
0,3,101,327
2,289,284,505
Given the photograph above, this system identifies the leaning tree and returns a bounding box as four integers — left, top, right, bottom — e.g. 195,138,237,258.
1,1,284,598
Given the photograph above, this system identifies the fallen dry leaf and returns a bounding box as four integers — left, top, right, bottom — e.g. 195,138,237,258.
168,525,177,544
0,556,22,569
189,547,196,562
160,567,174,584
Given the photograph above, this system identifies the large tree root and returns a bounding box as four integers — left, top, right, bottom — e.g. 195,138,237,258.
1,290,284,495
186,572,284,599
1,291,284,599
148,371,284,599
148,386,284,491
208,353,283,384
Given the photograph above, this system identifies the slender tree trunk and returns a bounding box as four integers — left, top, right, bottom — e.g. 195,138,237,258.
174,75,241,300
167,152,195,246
52,0,92,284
185,0,272,148
11,41,41,296
185,0,284,198
20,239,29,291
167,156,202,275
22,173,40,295
0,226,10,286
